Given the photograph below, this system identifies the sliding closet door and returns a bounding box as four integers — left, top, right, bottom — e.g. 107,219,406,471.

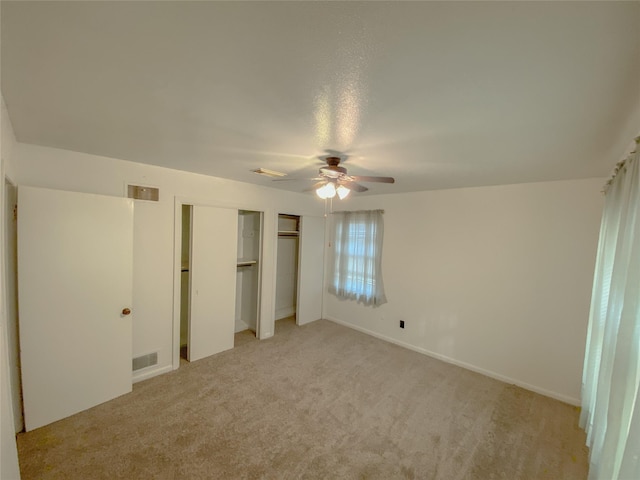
297,215,325,325
189,206,237,362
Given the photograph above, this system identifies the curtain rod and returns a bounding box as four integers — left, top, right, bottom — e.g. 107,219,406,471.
602,136,639,194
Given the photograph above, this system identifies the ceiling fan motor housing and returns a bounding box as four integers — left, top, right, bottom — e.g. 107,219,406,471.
321,157,347,176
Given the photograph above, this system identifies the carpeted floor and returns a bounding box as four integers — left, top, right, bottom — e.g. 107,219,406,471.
17,318,589,479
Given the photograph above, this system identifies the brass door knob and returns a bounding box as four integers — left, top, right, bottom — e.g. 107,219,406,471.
122,308,131,316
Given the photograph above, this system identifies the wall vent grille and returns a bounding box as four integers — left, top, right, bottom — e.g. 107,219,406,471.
132,352,158,371
127,185,159,201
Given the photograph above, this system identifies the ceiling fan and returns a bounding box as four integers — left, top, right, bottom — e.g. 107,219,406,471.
277,156,395,200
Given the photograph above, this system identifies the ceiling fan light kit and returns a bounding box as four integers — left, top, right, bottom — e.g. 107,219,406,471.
316,182,336,199
315,182,351,200
337,185,351,199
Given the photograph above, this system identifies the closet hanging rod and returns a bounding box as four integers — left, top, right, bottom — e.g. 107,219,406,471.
278,230,299,237
237,260,257,267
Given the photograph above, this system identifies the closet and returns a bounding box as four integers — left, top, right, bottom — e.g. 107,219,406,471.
274,213,325,328
275,214,300,322
179,205,191,360
235,210,262,335
179,205,263,363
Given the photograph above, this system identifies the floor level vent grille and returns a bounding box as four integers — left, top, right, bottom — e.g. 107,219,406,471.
133,352,158,371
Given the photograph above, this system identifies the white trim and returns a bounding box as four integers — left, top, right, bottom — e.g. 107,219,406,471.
2,175,23,433
275,306,295,320
270,211,280,331
172,199,183,370
325,316,580,406
132,364,173,384
297,317,321,327
234,319,250,333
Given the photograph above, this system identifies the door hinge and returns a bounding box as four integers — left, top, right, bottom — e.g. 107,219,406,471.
13,205,17,221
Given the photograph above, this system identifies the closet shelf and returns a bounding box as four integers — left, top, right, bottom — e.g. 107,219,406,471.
237,259,257,267
278,230,299,237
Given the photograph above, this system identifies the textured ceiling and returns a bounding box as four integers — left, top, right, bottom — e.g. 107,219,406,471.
2,1,640,195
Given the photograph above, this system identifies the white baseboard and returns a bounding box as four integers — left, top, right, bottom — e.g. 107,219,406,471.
234,319,250,333
325,316,580,406
275,306,295,320
132,364,173,384
297,316,321,326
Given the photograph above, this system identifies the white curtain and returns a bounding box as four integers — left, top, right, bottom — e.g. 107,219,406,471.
329,209,387,307
580,138,640,480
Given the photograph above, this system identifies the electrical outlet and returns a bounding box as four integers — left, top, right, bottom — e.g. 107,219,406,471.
400,320,405,329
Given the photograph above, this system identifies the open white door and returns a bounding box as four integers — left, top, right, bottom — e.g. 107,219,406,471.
188,205,237,362
18,186,133,431
297,215,325,325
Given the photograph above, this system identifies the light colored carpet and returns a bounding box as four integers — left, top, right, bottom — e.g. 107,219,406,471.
17,318,588,479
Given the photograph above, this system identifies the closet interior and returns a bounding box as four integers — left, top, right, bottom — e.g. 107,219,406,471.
179,204,191,361
275,214,300,326
235,210,262,337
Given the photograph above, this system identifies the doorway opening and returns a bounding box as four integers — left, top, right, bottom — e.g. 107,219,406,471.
4,177,23,432
234,210,262,342
179,204,191,363
275,214,300,335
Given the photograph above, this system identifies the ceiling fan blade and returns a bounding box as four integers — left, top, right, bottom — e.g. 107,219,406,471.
303,181,327,192
272,177,324,182
340,181,368,193
349,175,395,184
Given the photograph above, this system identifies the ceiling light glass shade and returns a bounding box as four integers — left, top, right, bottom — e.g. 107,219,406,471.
336,185,351,199
316,182,336,199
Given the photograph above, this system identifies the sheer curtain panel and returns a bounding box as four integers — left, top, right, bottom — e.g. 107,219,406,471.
580,138,640,480
329,210,387,307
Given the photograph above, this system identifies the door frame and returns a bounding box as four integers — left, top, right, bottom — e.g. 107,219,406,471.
2,175,22,432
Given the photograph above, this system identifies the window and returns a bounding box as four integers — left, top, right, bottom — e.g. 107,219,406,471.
580,141,640,479
329,209,387,306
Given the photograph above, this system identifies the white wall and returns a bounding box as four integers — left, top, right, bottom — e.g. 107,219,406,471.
1,100,16,183
324,178,604,404
1,96,22,479
11,142,323,382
